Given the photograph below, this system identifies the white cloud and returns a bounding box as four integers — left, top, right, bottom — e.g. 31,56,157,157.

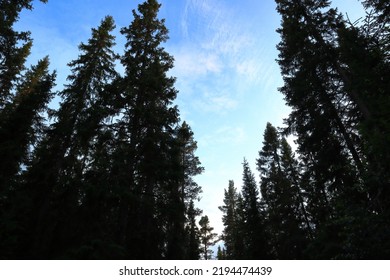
173,49,223,77
175,0,277,109
199,125,246,148
214,126,246,144
236,59,261,81
183,0,252,57
191,91,238,115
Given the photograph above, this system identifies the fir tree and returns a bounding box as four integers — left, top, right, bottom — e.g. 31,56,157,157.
185,200,201,260
199,215,218,260
0,57,55,258
218,180,243,259
217,246,226,260
241,159,268,259
257,123,307,259
165,122,203,259
0,57,55,191
20,15,118,259
0,0,47,107
275,0,390,258
115,0,186,259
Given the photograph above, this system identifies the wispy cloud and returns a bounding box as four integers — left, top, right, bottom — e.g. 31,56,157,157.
199,125,246,148
173,49,223,77
173,0,279,121
193,92,238,114
181,0,251,57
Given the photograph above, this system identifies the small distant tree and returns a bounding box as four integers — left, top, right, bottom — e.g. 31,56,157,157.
241,158,268,259
217,246,226,260
199,215,218,260
218,180,243,259
184,200,201,260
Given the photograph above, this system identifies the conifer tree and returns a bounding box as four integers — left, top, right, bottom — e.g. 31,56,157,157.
20,15,118,259
241,159,268,259
199,215,218,260
0,0,47,108
185,200,201,260
337,2,390,214
0,57,55,258
275,0,390,258
362,0,390,23
0,0,55,259
257,123,307,259
0,57,55,190
218,180,243,259
217,246,226,260
335,0,390,258
165,122,203,259
279,138,312,240
115,0,186,259
0,0,51,193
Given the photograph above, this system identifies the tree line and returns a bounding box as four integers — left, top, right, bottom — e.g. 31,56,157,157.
0,0,212,259
218,0,390,259
1,0,389,260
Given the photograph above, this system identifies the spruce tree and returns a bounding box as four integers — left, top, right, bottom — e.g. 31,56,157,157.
257,123,307,259
0,0,51,197
115,0,183,259
199,215,218,260
185,200,201,260
0,0,47,108
217,246,226,260
240,159,268,259
337,2,390,214
275,0,390,258
218,180,244,259
362,0,390,23
0,0,55,259
0,57,55,258
20,15,118,259
279,138,312,240
335,1,390,257
0,57,55,191
165,121,203,259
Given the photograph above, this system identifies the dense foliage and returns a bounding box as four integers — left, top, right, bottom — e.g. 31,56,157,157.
219,0,390,259
1,0,388,260
0,0,204,259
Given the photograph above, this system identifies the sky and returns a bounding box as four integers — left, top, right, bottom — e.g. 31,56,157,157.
16,0,366,246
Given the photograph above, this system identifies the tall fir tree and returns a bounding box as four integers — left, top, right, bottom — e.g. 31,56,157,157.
0,57,55,258
275,0,390,258
0,0,47,108
337,1,390,215
18,15,118,259
279,138,312,241
0,0,50,195
0,0,55,259
114,0,192,259
0,57,55,192
257,123,307,259
165,121,203,259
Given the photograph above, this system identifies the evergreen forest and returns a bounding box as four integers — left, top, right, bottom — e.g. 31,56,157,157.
0,0,389,259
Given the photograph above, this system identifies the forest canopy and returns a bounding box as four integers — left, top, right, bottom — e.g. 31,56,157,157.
0,0,389,259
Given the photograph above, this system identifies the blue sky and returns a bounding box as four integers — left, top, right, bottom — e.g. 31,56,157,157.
16,0,365,242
